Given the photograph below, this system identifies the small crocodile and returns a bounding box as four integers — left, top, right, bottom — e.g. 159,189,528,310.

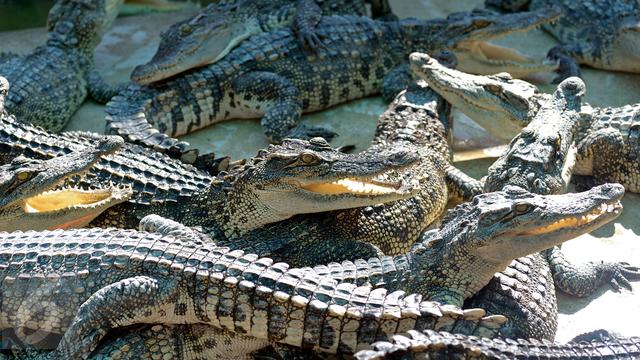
105,8,562,160
411,54,640,193
0,136,130,232
0,181,623,358
0,0,123,132
486,0,640,74
356,329,640,360
131,0,394,84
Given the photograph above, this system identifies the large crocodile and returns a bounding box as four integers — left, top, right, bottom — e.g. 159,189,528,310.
0,136,131,232
356,329,640,359
0,0,123,132
413,55,640,339
486,0,640,74
0,66,472,267
131,0,394,85
104,8,562,160
411,53,640,193
0,182,623,359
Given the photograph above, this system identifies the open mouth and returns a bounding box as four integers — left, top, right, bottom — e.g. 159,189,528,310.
23,187,129,214
301,177,403,196
520,200,622,235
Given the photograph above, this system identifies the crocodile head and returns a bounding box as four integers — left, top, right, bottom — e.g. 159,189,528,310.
131,1,264,84
410,183,624,305
223,137,420,232
409,52,545,140
0,136,132,231
484,77,585,194
400,7,561,72
46,0,124,52
599,15,640,73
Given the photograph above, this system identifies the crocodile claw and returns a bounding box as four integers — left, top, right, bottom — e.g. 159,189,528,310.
298,29,326,52
603,261,640,292
547,50,581,84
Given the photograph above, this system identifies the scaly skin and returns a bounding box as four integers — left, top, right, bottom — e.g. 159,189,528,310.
0,106,422,246
229,70,483,265
0,228,506,359
410,55,640,193
0,136,130,232
105,8,562,160
486,0,640,74
356,329,640,360
131,0,393,84
412,56,640,339
482,77,583,194
0,0,123,131
1,182,623,359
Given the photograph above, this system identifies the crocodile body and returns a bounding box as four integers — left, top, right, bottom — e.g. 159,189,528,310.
356,329,640,359
0,104,428,258
229,70,483,266
413,54,640,339
411,54,640,193
0,0,123,131
0,227,506,359
131,0,393,84
0,70,468,268
105,8,561,160
0,180,623,359
486,0,640,74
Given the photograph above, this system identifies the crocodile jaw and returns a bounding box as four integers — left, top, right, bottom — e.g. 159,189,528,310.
0,186,132,231
476,184,624,265
454,41,559,78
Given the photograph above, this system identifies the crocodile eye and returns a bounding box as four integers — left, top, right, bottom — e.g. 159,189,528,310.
483,84,502,95
299,152,319,165
513,203,532,215
180,24,193,36
16,172,29,181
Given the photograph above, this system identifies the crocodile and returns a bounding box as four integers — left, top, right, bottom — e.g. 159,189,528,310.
0,136,131,232
356,329,640,359
0,68,466,267
0,105,426,248
413,54,640,339
486,0,640,74
0,0,124,132
131,0,394,85
104,8,562,160
410,53,640,193
0,182,623,359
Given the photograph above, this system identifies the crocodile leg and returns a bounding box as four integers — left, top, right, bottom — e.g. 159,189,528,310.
138,214,211,244
231,71,335,142
292,0,324,50
544,246,640,297
444,164,483,202
576,127,626,186
85,69,129,104
368,0,395,19
381,64,413,102
47,276,181,359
